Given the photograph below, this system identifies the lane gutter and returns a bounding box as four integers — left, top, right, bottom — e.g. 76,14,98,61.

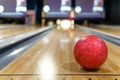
0,26,55,70
76,25,120,46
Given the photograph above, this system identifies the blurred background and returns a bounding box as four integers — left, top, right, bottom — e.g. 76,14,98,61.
0,0,120,25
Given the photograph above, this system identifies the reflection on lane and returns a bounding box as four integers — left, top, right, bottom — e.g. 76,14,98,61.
39,56,56,80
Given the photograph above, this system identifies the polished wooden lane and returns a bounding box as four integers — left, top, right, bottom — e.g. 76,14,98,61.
89,25,120,36
0,28,119,80
0,24,22,28
0,25,39,39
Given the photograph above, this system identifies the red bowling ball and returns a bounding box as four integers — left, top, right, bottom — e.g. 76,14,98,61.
74,35,108,70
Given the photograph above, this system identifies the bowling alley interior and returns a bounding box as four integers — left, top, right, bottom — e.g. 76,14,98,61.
0,0,120,80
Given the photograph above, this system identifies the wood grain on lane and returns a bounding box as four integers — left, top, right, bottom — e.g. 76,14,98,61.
0,28,119,80
0,25,39,39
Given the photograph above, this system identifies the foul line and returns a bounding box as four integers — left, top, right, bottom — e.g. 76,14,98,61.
0,74,120,76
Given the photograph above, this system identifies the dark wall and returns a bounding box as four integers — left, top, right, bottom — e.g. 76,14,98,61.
27,0,42,24
105,0,120,24
27,0,35,10
35,0,43,24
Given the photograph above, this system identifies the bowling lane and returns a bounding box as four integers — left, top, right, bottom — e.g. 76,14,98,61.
0,28,120,80
0,24,39,39
89,25,120,36
0,24,23,29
